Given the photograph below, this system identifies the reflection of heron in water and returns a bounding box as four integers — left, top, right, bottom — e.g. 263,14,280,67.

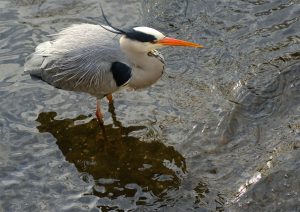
36,107,186,200
24,5,203,125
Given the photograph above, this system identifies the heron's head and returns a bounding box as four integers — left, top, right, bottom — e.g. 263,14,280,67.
120,26,204,53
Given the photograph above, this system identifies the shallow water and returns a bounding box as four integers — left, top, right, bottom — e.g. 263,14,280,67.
0,0,299,211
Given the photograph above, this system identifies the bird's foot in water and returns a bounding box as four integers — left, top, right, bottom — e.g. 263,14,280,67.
96,110,104,126
96,99,104,126
95,108,106,135
106,94,113,104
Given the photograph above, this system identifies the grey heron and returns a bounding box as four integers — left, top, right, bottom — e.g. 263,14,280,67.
24,13,203,124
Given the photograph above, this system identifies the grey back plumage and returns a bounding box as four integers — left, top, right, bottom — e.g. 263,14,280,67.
24,24,131,98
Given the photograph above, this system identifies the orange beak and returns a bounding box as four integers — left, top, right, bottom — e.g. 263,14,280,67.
156,37,204,48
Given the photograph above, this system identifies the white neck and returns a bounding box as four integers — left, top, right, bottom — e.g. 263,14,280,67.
120,36,165,89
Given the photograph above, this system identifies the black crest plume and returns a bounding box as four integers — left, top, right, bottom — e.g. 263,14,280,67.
99,3,126,35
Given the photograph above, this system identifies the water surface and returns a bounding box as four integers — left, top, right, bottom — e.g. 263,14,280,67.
0,0,299,211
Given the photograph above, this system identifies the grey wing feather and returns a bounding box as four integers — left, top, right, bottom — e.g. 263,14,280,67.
24,24,131,98
24,41,53,77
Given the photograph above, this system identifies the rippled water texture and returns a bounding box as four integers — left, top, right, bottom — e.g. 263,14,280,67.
0,0,299,211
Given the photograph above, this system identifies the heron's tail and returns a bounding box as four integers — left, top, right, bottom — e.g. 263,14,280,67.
24,41,53,77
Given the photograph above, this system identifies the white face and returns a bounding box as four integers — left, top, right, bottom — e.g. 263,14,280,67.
120,27,166,53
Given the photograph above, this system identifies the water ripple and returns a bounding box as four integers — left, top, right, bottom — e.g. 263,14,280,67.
0,0,299,211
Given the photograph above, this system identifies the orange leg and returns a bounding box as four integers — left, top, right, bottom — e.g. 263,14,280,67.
95,99,104,125
106,94,113,104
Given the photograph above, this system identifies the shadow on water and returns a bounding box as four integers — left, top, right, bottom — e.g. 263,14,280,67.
36,104,186,202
